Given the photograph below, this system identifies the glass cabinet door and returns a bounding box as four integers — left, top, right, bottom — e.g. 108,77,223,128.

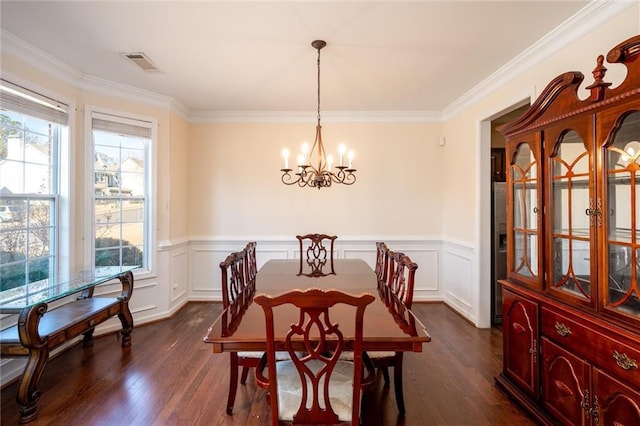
510,139,541,287
549,128,594,305
604,109,640,321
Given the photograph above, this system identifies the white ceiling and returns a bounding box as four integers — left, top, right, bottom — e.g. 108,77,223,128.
0,1,595,115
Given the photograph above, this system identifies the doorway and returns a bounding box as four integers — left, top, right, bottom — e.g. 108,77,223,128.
489,105,528,326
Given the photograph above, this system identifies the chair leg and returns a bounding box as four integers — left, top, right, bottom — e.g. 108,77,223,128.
240,365,250,384
393,353,405,416
381,366,390,384
227,352,239,415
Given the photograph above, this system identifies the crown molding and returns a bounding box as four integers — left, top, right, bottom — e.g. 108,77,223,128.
442,0,637,121
188,109,442,123
1,29,191,117
78,73,180,111
1,29,83,86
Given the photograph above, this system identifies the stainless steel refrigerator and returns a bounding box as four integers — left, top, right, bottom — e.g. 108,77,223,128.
491,181,507,324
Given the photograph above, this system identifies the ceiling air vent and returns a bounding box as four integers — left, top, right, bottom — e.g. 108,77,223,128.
121,52,160,72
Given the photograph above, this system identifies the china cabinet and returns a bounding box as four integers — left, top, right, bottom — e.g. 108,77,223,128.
496,35,640,424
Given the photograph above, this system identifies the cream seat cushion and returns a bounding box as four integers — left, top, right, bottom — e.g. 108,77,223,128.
237,351,292,361
341,351,394,361
363,351,395,358
237,351,263,358
275,359,354,422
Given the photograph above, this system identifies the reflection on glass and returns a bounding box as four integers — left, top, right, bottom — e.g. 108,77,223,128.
606,111,640,318
511,143,538,279
550,130,591,300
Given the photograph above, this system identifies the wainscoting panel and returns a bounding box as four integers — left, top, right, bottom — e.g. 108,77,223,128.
171,249,188,303
441,240,476,323
342,247,376,268
405,248,441,300
189,247,231,300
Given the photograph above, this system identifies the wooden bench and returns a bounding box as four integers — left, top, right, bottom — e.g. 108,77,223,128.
0,270,134,424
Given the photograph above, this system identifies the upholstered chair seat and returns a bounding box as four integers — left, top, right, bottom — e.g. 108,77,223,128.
275,359,355,422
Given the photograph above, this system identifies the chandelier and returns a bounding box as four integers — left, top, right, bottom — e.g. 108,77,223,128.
280,40,357,189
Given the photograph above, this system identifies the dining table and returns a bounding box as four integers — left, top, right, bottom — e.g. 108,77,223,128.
204,258,431,354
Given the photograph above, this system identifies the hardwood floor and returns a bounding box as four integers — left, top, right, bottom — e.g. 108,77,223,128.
1,302,535,425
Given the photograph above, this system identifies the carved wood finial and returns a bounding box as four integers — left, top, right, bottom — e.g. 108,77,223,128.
585,54,611,102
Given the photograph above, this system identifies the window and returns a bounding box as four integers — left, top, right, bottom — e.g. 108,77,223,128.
0,80,68,295
88,110,153,276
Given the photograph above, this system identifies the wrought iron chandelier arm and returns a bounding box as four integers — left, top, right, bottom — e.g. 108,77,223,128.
330,167,357,185
281,167,306,186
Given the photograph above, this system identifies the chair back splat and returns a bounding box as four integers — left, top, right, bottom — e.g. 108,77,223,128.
220,251,248,309
388,252,418,309
255,288,375,425
296,233,337,277
374,242,390,288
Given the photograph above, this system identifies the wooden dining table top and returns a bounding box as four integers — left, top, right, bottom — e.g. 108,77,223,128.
203,259,431,353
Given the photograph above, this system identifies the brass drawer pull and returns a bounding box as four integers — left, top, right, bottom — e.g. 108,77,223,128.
613,350,638,370
555,322,571,337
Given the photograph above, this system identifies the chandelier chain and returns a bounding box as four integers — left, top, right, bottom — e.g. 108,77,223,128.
317,45,321,126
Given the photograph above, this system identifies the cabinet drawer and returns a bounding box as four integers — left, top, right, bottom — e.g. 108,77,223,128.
595,336,640,386
541,307,592,356
542,307,640,386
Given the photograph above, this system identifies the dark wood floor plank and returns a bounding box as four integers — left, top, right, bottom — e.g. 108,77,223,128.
1,302,535,425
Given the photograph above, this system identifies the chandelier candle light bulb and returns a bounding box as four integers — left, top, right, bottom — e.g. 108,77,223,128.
279,40,357,189
339,144,346,167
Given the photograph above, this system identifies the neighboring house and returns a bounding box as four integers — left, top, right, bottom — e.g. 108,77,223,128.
121,156,144,197
94,153,135,196
0,137,50,194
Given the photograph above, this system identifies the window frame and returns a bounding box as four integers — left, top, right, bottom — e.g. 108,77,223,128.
0,77,72,290
83,106,157,278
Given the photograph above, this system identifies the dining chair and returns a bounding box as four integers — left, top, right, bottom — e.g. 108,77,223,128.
220,249,262,415
296,233,337,277
367,250,418,416
254,288,376,425
374,242,389,288
297,233,337,262
244,241,258,288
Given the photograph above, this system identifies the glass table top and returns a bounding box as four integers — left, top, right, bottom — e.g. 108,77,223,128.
0,266,137,311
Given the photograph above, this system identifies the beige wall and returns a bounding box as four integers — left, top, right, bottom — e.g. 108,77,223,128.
168,112,190,241
189,121,444,238
441,5,640,245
